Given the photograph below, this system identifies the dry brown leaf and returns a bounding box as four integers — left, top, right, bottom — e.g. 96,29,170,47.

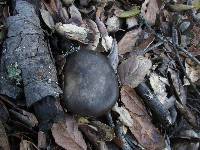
118,55,152,88
121,86,165,149
40,9,55,29
184,60,200,85
0,121,10,150
38,131,47,149
82,19,100,51
173,130,200,150
10,109,38,128
149,73,169,105
118,28,141,55
55,23,90,44
79,121,115,144
188,25,200,56
41,0,58,16
141,0,160,25
69,5,83,26
168,68,186,105
175,101,198,129
51,115,87,150
20,140,32,150
112,102,133,127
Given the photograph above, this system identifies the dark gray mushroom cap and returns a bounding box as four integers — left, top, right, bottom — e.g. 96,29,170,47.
64,49,119,117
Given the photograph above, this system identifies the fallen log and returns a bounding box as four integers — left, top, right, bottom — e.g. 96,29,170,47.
0,0,62,106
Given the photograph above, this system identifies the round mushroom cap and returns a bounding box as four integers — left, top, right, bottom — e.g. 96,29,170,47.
64,49,119,117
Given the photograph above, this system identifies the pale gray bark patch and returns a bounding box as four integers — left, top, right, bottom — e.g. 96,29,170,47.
0,0,62,106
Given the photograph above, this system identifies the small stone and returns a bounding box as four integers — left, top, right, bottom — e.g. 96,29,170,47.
64,49,119,117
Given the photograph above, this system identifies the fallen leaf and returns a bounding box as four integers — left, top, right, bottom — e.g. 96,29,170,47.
63,0,75,5
184,60,200,85
168,68,187,105
188,25,200,56
175,101,198,129
40,9,55,29
149,72,169,105
141,0,160,25
173,130,200,150
9,109,38,127
0,121,10,150
51,115,87,150
41,0,58,16
83,19,100,51
121,86,165,149
106,16,121,32
118,28,141,55
0,101,9,123
168,4,194,12
79,121,115,143
192,0,200,9
126,17,138,29
55,23,90,44
118,55,152,88
20,140,32,150
69,5,83,26
91,121,115,142
107,39,119,72
117,6,140,18
101,35,113,52
38,131,47,149
112,102,133,127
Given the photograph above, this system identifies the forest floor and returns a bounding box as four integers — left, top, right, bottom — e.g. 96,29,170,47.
1,0,200,150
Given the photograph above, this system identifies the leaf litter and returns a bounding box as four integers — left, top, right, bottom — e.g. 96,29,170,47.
1,0,200,149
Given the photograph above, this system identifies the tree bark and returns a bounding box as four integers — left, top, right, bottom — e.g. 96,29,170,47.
0,0,62,106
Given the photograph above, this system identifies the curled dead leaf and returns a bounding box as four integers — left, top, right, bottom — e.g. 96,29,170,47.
55,23,90,44
118,55,152,88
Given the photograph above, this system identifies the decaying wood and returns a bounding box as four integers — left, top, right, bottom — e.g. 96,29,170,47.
0,0,62,106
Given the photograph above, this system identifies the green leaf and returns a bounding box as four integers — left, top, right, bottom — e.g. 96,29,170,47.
192,0,200,9
118,6,140,18
169,4,194,12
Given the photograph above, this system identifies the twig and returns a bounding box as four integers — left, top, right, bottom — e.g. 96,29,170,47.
143,41,164,54
171,23,200,97
106,112,115,128
115,121,133,150
141,16,200,66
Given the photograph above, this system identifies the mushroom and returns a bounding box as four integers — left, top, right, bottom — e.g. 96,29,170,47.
64,49,119,117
